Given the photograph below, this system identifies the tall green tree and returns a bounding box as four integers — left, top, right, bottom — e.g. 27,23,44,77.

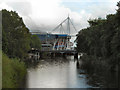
2,9,41,60
76,1,120,68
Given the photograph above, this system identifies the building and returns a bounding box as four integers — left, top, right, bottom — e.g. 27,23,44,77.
33,33,73,51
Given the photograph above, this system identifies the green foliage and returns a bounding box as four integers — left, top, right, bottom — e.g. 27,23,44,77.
2,9,31,59
2,9,41,60
76,2,120,70
1,9,42,88
2,53,27,88
30,35,41,50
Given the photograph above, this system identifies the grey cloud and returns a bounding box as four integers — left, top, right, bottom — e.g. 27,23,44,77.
1,0,118,35
6,2,32,16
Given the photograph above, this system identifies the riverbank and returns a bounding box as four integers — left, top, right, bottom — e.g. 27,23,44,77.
2,9,41,88
79,54,119,88
75,3,120,87
80,54,119,72
2,53,27,88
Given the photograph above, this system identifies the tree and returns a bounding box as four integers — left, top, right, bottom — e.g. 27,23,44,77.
76,1,120,68
2,9,41,60
30,35,41,50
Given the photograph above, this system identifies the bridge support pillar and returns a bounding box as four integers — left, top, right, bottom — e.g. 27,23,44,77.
40,52,43,58
63,53,66,58
74,52,78,60
51,53,55,58
76,60,80,69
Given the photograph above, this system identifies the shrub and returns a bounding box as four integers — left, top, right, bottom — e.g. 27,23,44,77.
2,53,27,88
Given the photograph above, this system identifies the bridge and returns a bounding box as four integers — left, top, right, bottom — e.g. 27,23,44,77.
28,48,78,60
28,15,78,60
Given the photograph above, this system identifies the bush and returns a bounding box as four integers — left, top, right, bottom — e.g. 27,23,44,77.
2,53,27,88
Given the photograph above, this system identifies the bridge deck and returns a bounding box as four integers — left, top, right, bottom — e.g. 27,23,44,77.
40,50,77,53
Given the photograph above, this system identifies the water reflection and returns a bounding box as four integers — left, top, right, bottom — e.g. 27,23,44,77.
26,56,118,88
79,59,118,88
26,56,90,88
85,70,118,88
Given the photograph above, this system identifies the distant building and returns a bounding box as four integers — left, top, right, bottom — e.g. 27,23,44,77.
32,33,73,51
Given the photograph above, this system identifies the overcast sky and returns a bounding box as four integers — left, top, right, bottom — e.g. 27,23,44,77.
0,0,119,43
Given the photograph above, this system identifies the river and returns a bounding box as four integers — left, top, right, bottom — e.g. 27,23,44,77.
25,56,118,88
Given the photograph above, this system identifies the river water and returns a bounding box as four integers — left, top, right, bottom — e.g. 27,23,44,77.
25,56,118,88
